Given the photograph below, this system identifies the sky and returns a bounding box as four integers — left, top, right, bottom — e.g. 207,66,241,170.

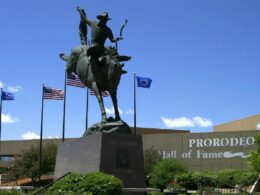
1,0,260,140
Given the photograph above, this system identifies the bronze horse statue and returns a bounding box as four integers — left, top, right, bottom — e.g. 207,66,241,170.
60,46,130,124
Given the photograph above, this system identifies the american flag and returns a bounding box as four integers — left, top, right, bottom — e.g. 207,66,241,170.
67,73,85,88
43,87,64,100
90,90,109,97
67,73,109,97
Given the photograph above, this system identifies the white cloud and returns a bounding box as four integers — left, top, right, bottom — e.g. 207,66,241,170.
1,114,19,123
22,132,60,140
125,109,134,115
105,107,114,114
0,82,22,92
119,108,123,115
22,132,40,140
105,107,122,115
161,116,213,128
7,85,22,93
47,135,60,139
193,116,213,127
161,117,194,128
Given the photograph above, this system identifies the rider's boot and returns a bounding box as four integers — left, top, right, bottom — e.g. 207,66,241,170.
88,55,95,64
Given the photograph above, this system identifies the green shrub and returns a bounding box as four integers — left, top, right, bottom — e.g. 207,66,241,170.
149,159,188,190
249,134,260,172
212,169,236,187
169,169,258,190
144,146,162,175
0,189,23,195
0,167,10,174
238,171,258,186
193,172,217,189
47,172,122,195
178,169,258,190
176,173,198,190
215,169,258,187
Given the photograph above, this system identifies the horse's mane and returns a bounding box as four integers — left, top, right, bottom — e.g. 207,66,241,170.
104,46,120,67
104,46,118,56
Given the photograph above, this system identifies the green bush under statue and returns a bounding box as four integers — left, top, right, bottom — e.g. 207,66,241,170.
47,172,123,195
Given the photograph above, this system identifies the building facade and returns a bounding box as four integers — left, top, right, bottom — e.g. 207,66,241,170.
143,130,258,171
0,115,259,171
214,114,260,132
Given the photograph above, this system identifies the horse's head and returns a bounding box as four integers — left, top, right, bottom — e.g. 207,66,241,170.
104,47,131,91
61,46,86,74
59,53,74,73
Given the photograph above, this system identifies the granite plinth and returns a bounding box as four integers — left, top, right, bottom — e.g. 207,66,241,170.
54,133,146,189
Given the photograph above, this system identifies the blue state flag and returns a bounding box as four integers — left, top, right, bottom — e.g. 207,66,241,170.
1,91,15,100
136,76,152,88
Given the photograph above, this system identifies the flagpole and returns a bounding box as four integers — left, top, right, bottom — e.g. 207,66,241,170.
86,39,90,131
0,88,2,160
85,39,91,130
134,73,137,135
0,88,2,141
85,88,89,130
39,83,44,184
62,69,67,142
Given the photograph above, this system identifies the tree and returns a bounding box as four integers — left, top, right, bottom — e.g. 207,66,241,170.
144,146,162,175
149,158,188,190
249,133,260,172
12,142,57,185
42,142,57,174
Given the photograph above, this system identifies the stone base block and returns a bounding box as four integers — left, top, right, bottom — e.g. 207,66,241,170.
54,133,146,189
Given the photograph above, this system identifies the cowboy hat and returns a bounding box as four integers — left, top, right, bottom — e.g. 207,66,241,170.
97,12,111,20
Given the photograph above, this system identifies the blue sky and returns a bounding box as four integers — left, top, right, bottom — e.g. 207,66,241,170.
1,0,260,140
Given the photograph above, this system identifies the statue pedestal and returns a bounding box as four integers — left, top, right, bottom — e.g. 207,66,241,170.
54,133,146,189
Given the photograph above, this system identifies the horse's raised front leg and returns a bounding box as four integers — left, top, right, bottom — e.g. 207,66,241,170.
110,91,121,121
92,82,107,124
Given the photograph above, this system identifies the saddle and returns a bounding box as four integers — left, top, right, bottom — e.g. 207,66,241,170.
78,45,106,68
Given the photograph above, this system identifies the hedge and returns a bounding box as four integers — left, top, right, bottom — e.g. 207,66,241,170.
149,159,188,190
47,172,123,195
176,169,258,190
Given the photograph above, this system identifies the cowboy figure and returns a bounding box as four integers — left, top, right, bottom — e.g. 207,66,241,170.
77,7,121,62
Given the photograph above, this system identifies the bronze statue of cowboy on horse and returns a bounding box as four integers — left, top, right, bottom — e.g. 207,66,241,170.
60,7,131,135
